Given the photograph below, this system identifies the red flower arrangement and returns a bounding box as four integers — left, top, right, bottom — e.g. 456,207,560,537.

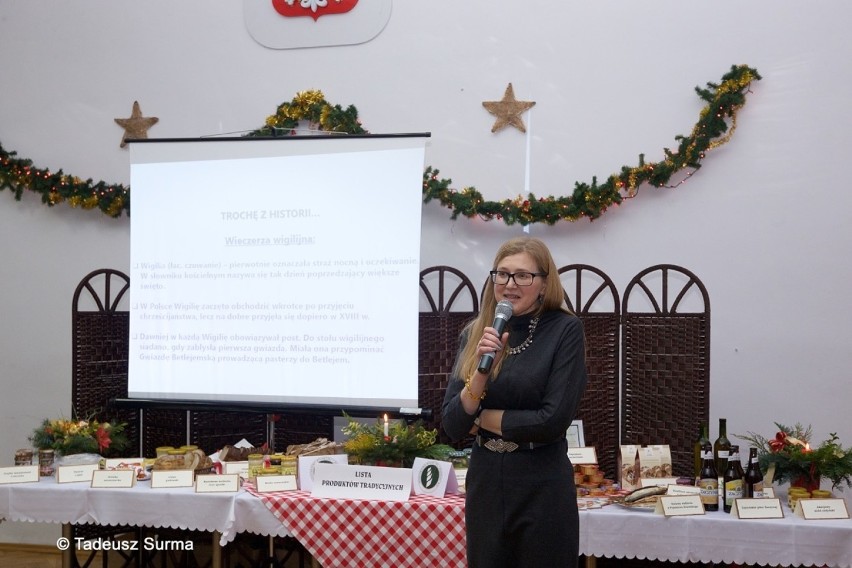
738,423,852,491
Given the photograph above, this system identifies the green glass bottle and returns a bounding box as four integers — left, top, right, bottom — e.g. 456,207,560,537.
693,422,709,482
713,418,731,476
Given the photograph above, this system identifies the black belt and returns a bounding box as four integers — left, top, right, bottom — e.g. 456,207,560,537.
475,433,561,453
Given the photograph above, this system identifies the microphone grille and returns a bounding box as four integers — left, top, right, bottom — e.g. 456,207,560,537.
495,300,514,319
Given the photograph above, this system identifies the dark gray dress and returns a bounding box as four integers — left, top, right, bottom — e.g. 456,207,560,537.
442,310,588,568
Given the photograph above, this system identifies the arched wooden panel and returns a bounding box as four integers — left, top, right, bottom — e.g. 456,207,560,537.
419,266,479,445
71,269,141,553
558,264,621,479
71,268,138,455
621,264,710,478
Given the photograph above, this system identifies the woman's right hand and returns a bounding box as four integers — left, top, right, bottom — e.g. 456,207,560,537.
476,326,508,360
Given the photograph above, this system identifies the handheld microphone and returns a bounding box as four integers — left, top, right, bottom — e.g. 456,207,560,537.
477,300,514,374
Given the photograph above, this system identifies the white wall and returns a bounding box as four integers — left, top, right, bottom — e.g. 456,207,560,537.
2,0,852,544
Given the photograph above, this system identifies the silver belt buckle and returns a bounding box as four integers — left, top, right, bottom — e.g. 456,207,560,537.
484,438,519,453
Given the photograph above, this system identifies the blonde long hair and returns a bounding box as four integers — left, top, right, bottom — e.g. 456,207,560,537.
456,236,571,381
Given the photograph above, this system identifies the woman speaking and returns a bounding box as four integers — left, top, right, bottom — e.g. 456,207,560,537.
442,236,588,567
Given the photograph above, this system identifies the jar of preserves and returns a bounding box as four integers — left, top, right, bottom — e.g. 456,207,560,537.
279,455,298,476
15,448,34,466
38,449,55,476
155,446,175,458
448,450,469,470
247,453,265,484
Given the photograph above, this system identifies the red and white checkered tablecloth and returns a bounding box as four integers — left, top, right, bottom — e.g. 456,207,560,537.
246,486,467,568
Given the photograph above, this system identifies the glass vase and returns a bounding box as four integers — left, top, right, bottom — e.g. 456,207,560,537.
791,474,821,492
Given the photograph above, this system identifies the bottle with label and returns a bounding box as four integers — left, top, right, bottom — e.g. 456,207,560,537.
713,418,731,476
693,422,709,483
723,445,744,513
698,441,719,511
744,447,764,498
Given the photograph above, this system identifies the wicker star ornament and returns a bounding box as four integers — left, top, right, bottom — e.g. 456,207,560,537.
482,83,536,133
114,101,159,148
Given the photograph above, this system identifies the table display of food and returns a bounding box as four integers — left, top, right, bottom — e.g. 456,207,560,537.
3,416,851,568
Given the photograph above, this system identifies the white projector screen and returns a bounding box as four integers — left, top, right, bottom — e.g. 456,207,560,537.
127,134,428,412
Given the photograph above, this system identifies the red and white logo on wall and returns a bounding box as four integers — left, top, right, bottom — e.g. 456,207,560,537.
244,0,392,49
271,0,359,21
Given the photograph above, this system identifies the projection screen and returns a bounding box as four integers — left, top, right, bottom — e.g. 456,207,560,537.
127,134,428,413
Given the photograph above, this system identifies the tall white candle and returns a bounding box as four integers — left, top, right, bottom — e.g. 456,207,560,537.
383,414,389,437
524,108,532,195
523,107,532,235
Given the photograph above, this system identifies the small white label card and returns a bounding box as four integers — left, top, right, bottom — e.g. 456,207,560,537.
223,461,249,478
255,475,298,493
57,463,99,484
567,447,597,465
311,463,411,502
412,457,458,496
297,454,349,491
665,484,702,497
195,473,240,493
759,487,775,498
641,477,680,488
794,498,850,520
654,494,705,516
91,469,136,489
0,465,39,484
734,497,785,519
151,469,195,488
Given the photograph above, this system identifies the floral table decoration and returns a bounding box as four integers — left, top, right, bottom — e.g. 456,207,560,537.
738,422,852,491
341,415,454,468
30,416,130,460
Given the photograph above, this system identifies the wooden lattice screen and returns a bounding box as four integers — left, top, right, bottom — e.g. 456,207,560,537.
418,266,479,445
558,264,621,480
72,263,710,481
620,264,711,477
71,269,141,563
72,268,138,454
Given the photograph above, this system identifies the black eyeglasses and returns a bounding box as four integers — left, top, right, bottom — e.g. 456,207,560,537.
489,270,547,286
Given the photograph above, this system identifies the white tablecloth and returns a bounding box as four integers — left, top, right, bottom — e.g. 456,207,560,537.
0,476,290,546
3,478,851,568
580,494,852,568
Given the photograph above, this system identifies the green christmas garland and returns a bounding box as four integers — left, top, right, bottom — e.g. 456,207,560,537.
0,64,760,224
0,147,130,217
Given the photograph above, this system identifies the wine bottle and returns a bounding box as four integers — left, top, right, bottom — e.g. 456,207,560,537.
734,446,746,489
744,447,764,498
735,446,745,475
693,422,709,483
723,445,743,513
698,441,719,511
713,418,731,476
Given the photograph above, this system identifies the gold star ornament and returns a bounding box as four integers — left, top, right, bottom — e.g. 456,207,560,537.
114,101,159,148
482,83,536,133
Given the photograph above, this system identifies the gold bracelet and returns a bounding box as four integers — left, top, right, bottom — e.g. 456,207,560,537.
464,376,486,400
